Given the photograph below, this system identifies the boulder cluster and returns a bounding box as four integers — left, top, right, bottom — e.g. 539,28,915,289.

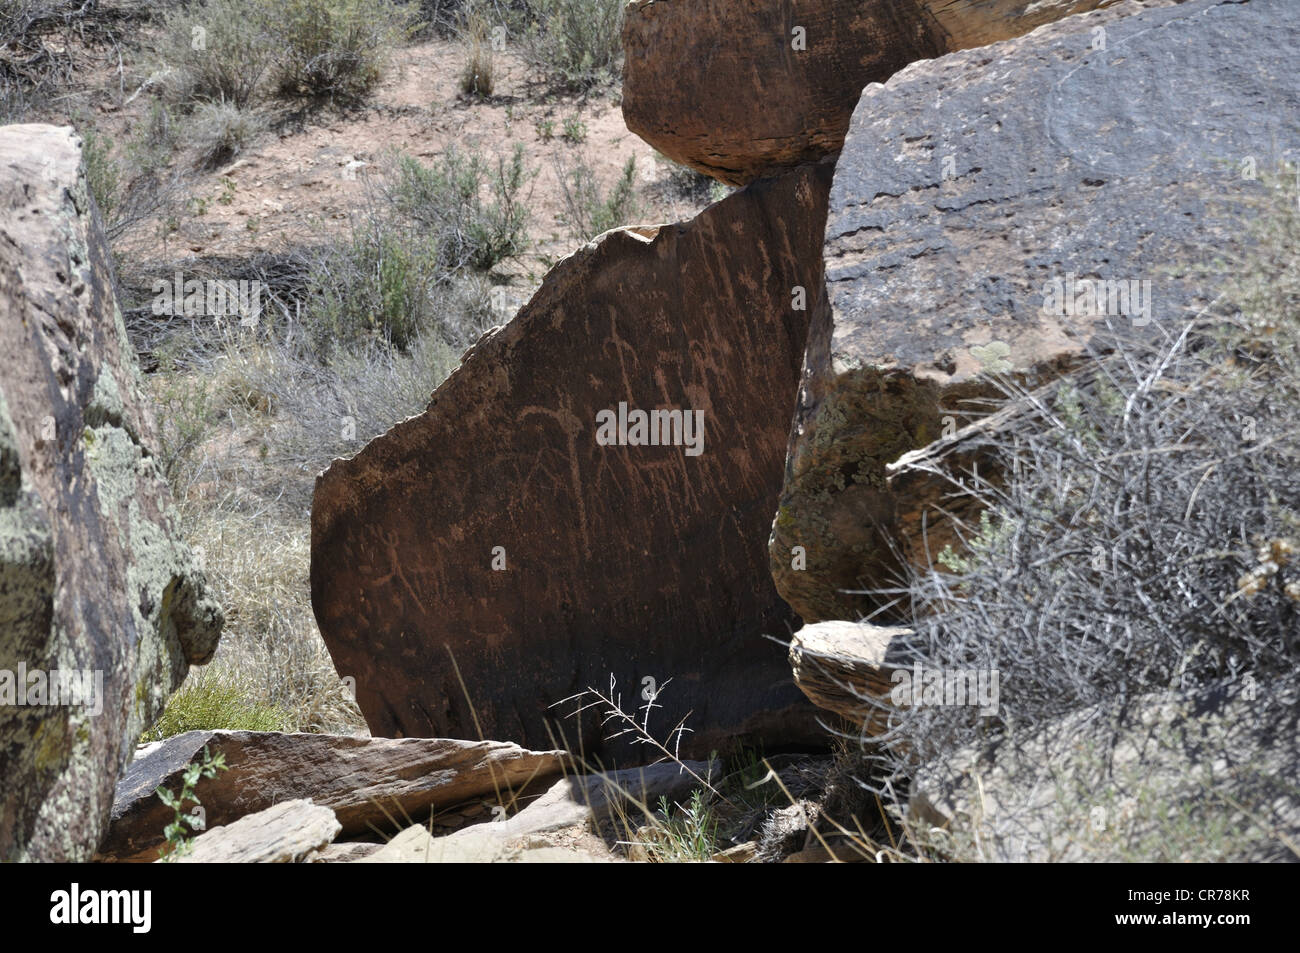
3,0,1297,862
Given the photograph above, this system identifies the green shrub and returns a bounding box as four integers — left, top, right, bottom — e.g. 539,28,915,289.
521,0,623,90
151,0,411,106
308,216,443,352
556,153,638,242
127,100,182,176
303,139,531,355
274,0,415,101
561,115,586,143
416,0,530,37
143,679,290,741
151,0,278,108
75,109,191,244
190,100,265,167
655,152,734,205
383,144,530,272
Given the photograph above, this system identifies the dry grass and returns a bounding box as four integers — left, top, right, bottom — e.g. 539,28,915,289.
144,326,458,737
170,500,364,735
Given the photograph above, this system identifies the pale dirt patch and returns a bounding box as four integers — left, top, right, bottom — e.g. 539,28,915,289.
90,36,712,280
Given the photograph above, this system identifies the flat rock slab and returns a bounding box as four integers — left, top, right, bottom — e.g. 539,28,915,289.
623,0,1110,186
312,163,836,758
771,0,1300,622
364,824,615,863
0,125,222,862
360,760,716,863
170,799,340,864
97,730,565,861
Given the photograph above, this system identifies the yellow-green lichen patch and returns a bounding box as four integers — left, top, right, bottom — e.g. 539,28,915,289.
772,365,991,622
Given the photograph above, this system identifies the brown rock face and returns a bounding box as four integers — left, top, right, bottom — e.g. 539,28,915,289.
311,161,835,758
0,125,223,861
788,621,913,735
622,0,1111,186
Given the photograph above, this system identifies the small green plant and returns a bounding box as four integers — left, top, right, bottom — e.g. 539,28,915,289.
74,109,187,241
151,368,218,487
126,100,180,178
535,117,555,141
636,790,719,862
218,177,237,206
561,116,586,143
936,509,1015,574
556,153,638,242
78,123,119,220
155,746,230,861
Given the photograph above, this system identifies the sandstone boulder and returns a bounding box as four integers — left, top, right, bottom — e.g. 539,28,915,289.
623,0,1113,186
97,730,566,861
312,162,836,757
771,0,1300,622
788,621,913,734
170,799,340,864
0,125,223,862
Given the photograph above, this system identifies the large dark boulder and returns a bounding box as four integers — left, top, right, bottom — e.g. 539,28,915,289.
312,162,835,758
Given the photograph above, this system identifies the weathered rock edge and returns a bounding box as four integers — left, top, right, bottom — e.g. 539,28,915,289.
0,124,223,862
97,731,566,862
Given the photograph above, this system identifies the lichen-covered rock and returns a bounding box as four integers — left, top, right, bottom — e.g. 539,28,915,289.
0,124,223,862
312,162,835,759
771,0,1300,622
622,0,1112,186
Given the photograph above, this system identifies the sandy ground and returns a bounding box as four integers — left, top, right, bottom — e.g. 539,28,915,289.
74,33,714,284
